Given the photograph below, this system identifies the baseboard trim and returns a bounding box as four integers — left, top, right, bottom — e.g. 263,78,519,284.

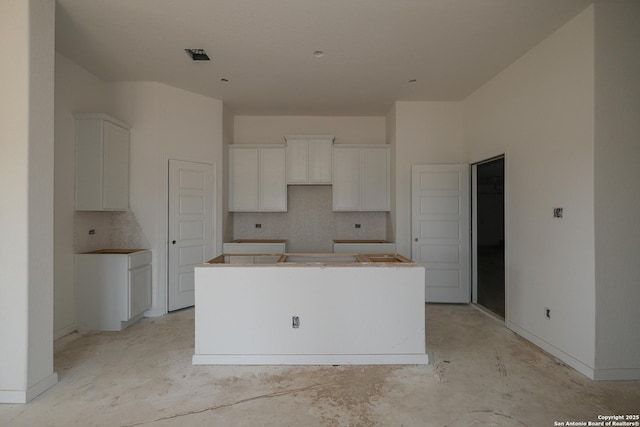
193,353,430,366
0,372,58,404
593,367,640,381
506,321,596,380
54,323,76,340
144,308,166,318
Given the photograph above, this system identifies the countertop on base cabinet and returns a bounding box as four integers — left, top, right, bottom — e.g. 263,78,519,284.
76,249,152,331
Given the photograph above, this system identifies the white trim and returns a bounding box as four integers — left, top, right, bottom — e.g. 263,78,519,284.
471,163,478,304
143,308,166,318
507,321,595,380
193,354,429,366
0,373,58,404
593,368,640,381
53,323,76,340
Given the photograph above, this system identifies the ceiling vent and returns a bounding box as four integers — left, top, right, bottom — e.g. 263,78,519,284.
185,49,210,61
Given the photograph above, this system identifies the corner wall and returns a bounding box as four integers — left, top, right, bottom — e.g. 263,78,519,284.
0,0,57,403
464,6,596,377
593,1,640,379
54,53,115,338
111,82,224,315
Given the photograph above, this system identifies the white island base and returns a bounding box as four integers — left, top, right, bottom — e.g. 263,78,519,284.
193,253,428,365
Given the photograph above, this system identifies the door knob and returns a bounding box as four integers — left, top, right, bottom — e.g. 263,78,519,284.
414,238,418,242
172,240,176,244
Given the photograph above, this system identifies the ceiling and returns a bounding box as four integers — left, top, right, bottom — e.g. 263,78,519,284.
55,0,594,116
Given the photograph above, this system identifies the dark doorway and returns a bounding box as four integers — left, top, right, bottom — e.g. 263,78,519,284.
476,157,505,318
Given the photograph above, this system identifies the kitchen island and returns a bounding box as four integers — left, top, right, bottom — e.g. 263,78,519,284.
193,253,428,365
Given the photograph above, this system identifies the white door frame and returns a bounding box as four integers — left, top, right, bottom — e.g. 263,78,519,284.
471,155,507,320
471,163,479,305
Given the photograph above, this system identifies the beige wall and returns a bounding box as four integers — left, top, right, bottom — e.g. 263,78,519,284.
233,115,385,145
464,6,596,376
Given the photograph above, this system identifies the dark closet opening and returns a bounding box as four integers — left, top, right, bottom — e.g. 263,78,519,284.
476,157,505,318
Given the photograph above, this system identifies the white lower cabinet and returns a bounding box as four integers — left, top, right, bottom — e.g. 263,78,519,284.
76,250,152,331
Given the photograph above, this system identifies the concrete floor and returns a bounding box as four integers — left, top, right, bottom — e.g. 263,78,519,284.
1,304,639,426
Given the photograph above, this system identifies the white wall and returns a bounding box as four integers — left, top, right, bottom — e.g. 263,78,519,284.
392,102,465,257
593,1,640,379
385,105,397,243
54,53,115,338
111,82,224,315
222,105,234,243
233,116,385,145
0,0,57,403
464,7,596,376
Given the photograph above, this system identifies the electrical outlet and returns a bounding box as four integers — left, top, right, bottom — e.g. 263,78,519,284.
545,307,551,319
553,208,563,218
255,223,262,228
355,224,361,229
88,229,96,235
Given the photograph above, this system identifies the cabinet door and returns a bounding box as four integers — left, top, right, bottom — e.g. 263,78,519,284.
128,264,152,320
286,139,309,184
332,147,361,210
259,148,287,211
308,139,333,183
102,121,130,210
229,148,259,211
361,147,390,210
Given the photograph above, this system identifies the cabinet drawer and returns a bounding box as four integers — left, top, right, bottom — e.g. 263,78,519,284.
129,250,152,269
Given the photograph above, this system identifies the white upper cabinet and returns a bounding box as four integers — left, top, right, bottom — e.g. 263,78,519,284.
285,135,334,184
229,145,287,212
332,144,390,211
75,113,130,211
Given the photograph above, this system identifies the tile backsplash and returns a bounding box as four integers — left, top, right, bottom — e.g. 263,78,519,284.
233,185,388,252
74,210,147,253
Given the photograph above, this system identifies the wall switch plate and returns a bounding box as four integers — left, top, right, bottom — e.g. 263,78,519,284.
553,208,563,218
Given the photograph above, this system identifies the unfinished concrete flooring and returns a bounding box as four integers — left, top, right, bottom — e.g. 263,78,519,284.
2,304,638,426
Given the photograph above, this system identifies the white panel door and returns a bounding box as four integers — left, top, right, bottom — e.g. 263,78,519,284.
168,160,215,311
412,164,470,303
